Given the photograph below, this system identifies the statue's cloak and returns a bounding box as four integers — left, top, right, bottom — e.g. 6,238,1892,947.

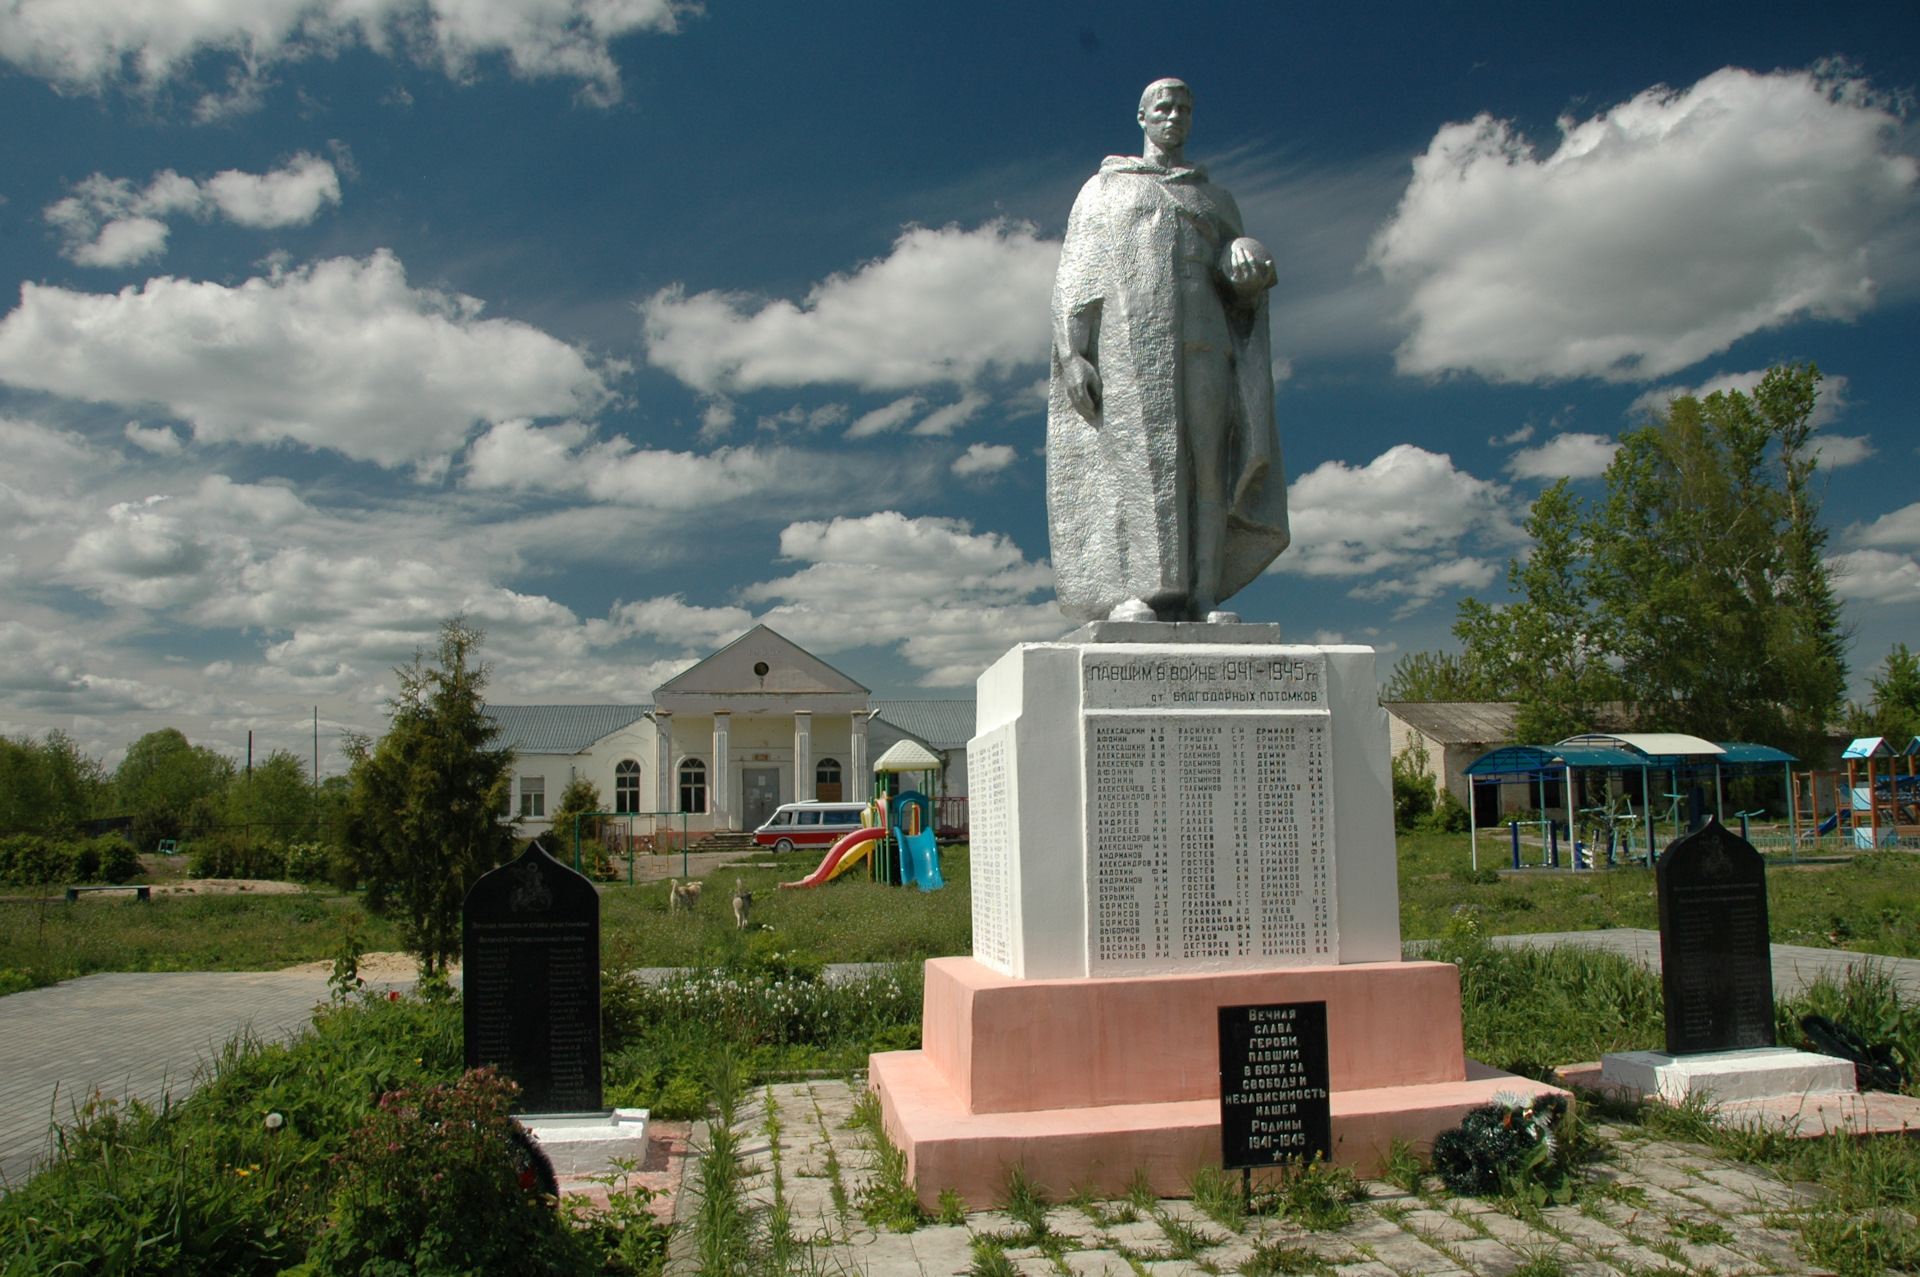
1046,157,1289,623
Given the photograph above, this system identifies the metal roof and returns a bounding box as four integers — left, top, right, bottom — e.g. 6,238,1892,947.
1464,744,1645,778
1558,731,1724,760
871,699,975,746
1844,736,1894,758
484,704,651,755
1716,742,1798,765
1382,701,1518,745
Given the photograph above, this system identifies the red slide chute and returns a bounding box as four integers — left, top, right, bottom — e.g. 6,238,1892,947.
780,826,886,889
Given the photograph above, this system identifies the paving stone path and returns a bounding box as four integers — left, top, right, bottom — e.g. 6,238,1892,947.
672,1079,1832,1277
0,968,419,1186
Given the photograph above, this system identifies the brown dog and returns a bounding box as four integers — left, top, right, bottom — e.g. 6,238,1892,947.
668,878,703,913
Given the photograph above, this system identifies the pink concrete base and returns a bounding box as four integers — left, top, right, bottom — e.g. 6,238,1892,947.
871,1048,1562,1208
875,957,1570,1208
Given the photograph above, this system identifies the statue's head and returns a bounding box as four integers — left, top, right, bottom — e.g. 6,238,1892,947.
1137,78,1193,150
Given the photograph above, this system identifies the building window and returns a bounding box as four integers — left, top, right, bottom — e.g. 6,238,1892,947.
519,775,545,819
615,759,642,813
815,757,843,802
678,759,708,814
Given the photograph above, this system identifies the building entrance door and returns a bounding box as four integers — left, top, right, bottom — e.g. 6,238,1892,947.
742,768,780,830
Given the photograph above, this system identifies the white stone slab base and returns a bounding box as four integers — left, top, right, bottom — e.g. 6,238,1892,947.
1600,1048,1854,1103
517,1108,650,1176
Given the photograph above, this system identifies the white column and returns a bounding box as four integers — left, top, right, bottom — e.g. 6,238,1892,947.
654,713,674,812
850,712,870,804
794,711,813,803
712,711,731,829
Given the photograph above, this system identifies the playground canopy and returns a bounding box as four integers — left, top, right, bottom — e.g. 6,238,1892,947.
1461,733,1798,866
872,740,942,772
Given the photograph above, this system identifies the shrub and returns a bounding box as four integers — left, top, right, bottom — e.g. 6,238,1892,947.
285,841,337,884
0,833,139,885
295,1069,588,1277
190,833,289,880
1421,789,1472,833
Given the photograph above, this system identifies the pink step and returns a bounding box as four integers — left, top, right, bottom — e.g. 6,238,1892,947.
875,957,1567,1207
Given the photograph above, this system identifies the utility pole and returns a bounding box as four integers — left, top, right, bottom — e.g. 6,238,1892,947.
247,730,253,779
313,707,319,786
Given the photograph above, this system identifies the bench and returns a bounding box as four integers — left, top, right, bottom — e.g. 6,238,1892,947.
65,885,152,903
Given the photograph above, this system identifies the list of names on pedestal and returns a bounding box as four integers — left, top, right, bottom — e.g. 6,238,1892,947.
1083,648,1335,976
968,726,1015,973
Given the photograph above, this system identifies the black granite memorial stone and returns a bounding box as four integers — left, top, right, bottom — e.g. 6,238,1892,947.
463,841,604,1113
1219,1001,1331,1170
1656,816,1774,1055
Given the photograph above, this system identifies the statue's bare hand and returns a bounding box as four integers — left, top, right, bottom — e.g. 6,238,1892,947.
1064,353,1103,422
1225,237,1277,298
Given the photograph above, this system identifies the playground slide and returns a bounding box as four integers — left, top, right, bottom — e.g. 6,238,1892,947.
903,829,944,891
1817,813,1839,836
780,826,886,889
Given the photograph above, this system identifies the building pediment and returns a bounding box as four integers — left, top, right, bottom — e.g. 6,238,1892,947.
653,625,869,713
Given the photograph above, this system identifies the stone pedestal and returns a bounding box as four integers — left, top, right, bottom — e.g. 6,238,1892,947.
966,632,1399,980
517,1107,650,1177
873,629,1570,1205
1600,1048,1854,1104
870,958,1560,1207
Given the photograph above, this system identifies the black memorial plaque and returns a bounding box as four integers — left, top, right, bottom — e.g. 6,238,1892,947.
1657,816,1774,1055
463,841,604,1112
1219,1001,1330,1170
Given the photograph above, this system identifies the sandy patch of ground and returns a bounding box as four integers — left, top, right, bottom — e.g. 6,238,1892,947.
147,878,306,897
278,951,461,981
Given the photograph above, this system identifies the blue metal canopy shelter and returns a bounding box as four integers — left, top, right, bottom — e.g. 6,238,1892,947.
1460,733,1799,870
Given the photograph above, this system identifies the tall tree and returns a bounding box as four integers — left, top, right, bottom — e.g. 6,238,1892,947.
222,750,318,846
114,728,234,850
1845,642,1920,739
1586,363,1845,758
0,731,108,834
1454,479,1618,743
1382,649,1496,703
341,618,518,976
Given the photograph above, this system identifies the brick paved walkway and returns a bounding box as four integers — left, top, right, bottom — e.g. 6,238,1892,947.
0,968,418,1186
677,1079,1830,1276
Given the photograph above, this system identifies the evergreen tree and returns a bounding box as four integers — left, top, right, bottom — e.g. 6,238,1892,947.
341,618,518,976
1454,479,1617,743
1845,642,1920,739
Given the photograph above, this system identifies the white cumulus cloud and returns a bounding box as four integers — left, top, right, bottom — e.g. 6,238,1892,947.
0,0,685,109
1506,432,1619,480
642,221,1058,394
912,391,988,437
463,420,787,510
952,442,1017,477
1852,502,1920,549
846,395,924,439
1273,444,1519,615
46,155,341,266
1371,67,1918,383
1811,434,1875,469
0,251,614,468
1831,549,1920,605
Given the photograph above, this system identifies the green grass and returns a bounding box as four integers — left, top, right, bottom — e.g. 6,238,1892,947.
1397,831,1920,959
599,846,973,967
0,890,400,989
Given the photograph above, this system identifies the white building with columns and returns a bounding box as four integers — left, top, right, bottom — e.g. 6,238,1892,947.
489,625,971,838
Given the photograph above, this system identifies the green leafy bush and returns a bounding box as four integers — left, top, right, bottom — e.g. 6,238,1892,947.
0,832,145,885
190,833,289,880
294,1069,587,1277
285,842,338,884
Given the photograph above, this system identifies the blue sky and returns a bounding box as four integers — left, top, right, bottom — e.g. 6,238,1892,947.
0,0,1916,770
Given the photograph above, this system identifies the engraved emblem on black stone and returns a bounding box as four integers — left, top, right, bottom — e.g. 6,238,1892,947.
1656,817,1774,1055
1219,1001,1330,1170
463,841,604,1113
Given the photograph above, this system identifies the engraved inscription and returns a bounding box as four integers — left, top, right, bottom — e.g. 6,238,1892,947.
968,728,1016,974
1087,710,1333,974
1082,649,1327,711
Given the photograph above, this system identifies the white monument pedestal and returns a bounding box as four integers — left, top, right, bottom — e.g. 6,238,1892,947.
1600,1048,1854,1104
871,628,1567,1207
517,1108,650,1177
